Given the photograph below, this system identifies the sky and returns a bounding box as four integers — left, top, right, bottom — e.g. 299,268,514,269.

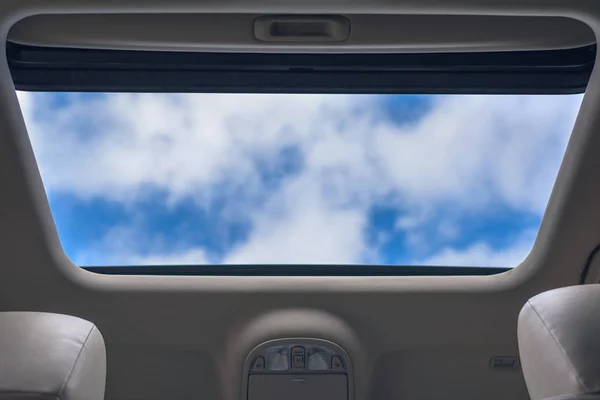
16,92,583,267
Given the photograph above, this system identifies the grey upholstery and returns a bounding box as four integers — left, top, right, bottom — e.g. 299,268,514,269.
0,312,106,400
518,285,600,400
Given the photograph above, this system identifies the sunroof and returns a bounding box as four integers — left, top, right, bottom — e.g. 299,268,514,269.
17,92,582,269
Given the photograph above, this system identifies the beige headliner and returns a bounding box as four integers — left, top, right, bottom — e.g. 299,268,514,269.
1,1,599,399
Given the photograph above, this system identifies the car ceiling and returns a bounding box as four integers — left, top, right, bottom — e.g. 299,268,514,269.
2,1,600,400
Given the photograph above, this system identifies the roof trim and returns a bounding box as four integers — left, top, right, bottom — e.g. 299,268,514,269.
8,42,596,94
83,265,511,276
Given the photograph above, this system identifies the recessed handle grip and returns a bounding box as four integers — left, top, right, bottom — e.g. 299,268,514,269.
254,16,350,42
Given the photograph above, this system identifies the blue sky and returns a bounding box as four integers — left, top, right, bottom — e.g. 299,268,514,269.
16,92,582,267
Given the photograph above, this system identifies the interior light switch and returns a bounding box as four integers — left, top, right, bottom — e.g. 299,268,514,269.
292,354,305,368
291,346,306,368
331,356,344,372
252,356,266,371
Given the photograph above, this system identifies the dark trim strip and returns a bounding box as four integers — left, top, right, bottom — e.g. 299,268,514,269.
83,264,511,276
7,42,595,94
579,243,600,284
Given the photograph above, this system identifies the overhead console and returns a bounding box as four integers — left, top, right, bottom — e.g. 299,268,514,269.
218,309,362,400
243,339,354,400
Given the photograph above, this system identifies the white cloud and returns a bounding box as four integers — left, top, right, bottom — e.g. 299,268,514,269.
68,218,212,266
373,95,580,213
130,249,210,266
223,174,367,265
418,229,538,268
17,91,583,266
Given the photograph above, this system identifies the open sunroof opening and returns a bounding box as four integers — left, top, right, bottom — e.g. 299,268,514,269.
9,43,591,275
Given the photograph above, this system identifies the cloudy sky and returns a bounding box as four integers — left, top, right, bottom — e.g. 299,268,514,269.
16,92,582,267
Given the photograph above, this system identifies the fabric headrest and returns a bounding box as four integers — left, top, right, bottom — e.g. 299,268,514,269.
518,285,600,400
0,312,106,400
